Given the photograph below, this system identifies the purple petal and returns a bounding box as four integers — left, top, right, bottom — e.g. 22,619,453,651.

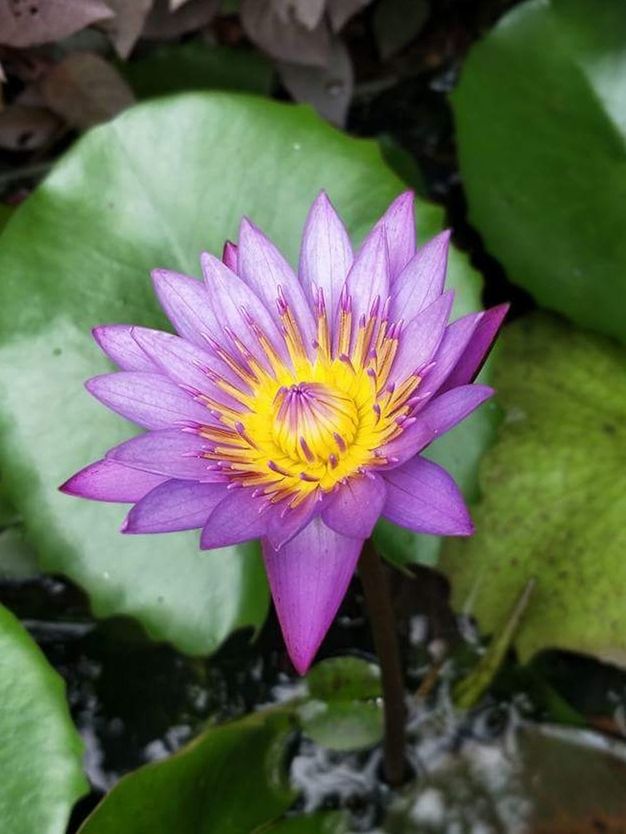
381,384,494,466
264,491,320,550
343,223,389,330
200,252,285,364
417,311,483,397
200,489,269,549
390,291,454,383
262,517,363,674
322,473,387,538
60,459,166,502
383,456,473,536
107,429,221,481
440,304,509,393
222,241,238,272
390,230,451,323
238,218,316,350
299,191,353,326
92,325,158,372
377,191,416,280
86,372,210,429
152,269,216,348
123,479,226,533
131,327,248,407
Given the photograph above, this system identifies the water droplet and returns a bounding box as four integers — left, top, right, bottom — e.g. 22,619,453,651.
325,81,344,97
292,142,302,151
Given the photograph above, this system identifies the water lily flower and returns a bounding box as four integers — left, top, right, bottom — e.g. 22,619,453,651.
61,191,506,673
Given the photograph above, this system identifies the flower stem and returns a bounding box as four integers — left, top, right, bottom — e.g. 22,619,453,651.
359,539,407,787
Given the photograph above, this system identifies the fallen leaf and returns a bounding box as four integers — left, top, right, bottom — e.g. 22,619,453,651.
0,103,61,150
99,0,154,58
241,0,330,66
278,36,352,124
41,52,134,129
0,0,113,48
327,0,372,32
143,0,219,39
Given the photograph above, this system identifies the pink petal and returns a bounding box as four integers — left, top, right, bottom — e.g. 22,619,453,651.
390,291,454,383
200,489,269,549
107,429,221,481
59,459,166,502
222,241,238,272
377,191,416,280
381,384,494,466
92,325,158,372
86,371,210,429
264,490,320,550
383,456,473,536
299,191,353,327
440,304,509,393
123,479,226,533
131,327,248,407
200,252,285,364
262,517,363,674
238,218,316,351
152,269,216,348
322,473,386,538
390,230,451,323
418,311,483,397
343,223,389,330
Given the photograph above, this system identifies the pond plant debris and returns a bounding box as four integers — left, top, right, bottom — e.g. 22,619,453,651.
61,190,506,675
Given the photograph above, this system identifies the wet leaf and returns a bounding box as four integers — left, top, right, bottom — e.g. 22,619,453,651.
122,42,273,99
0,603,88,834
0,93,482,654
453,0,626,345
78,710,295,834
0,0,113,48
41,52,134,129
278,37,352,125
306,656,381,702
0,103,61,150
298,699,383,752
441,314,626,665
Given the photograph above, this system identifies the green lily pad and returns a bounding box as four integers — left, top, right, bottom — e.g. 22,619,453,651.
0,603,87,834
298,699,384,752
441,314,626,665
78,710,295,834
452,0,626,344
258,812,347,833
0,93,484,653
306,656,381,702
0,526,39,580
122,42,273,100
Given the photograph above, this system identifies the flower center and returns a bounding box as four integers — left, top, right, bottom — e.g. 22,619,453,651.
272,382,359,466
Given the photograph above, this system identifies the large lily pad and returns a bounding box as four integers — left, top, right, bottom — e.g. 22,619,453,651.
440,314,626,665
78,710,295,834
0,603,87,834
0,93,484,652
452,0,626,345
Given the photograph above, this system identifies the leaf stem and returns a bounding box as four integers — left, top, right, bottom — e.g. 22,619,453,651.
359,539,407,786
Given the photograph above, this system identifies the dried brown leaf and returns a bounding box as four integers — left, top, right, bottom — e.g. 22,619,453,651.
327,0,372,32
41,52,134,129
99,0,154,59
142,0,219,39
0,103,61,149
278,36,352,125
0,0,113,48
241,0,330,66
